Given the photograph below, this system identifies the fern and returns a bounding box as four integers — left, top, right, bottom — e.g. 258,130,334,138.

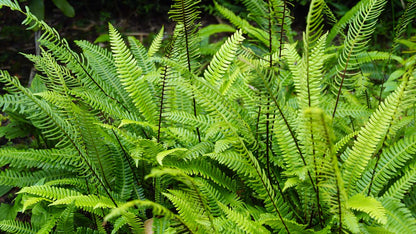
1,0,416,233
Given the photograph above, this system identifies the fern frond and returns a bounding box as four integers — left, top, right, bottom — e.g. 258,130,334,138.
326,0,368,43
55,203,76,234
51,194,116,210
342,72,415,195
392,0,416,53
381,197,416,233
347,193,387,224
128,36,155,74
382,162,416,200
169,0,201,72
0,148,78,170
109,23,158,125
0,169,71,187
215,2,268,45
18,185,83,200
0,220,36,234
218,202,269,234
105,199,192,233
333,0,388,116
357,135,416,196
75,40,135,111
148,26,164,57
0,0,22,12
204,30,244,87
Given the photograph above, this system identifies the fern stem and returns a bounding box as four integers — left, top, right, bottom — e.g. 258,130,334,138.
248,149,291,233
265,0,274,183
178,0,201,142
157,65,169,143
332,55,351,118
255,68,317,193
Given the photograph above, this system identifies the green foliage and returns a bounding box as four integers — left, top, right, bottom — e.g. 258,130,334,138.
1,0,416,233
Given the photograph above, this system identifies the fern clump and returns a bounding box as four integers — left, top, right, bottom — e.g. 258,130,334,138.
0,0,415,233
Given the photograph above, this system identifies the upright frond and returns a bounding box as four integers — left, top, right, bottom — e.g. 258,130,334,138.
109,23,158,125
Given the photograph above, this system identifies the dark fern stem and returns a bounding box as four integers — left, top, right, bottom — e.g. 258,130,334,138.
266,0,274,183
157,65,169,143
179,0,201,143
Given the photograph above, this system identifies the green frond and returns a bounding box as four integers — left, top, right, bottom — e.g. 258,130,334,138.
69,88,130,120
0,71,78,148
75,40,135,111
357,135,416,196
148,26,164,57
0,169,71,187
403,186,416,215
259,213,313,233
0,220,36,234
305,0,326,47
164,189,212,232
128,36,155,74
171,158,237,191
343,210,360,233
204,30,244,87
218,202,269,234
115,211,144,234
110,216,128,234
0,148,78,170
22,197,52,212
109,23,158,124
381,197,416,233
347,193,387,224
169,0,201,74
392,1,416,53
55,203,76,234
18,185,82,200
169,0,200,28
342,72,415,195
164,111,214,131
51,194,116,210
334,0,387,91
106,199,194,233
36,216,57,234
0,0,22,12
326,0,368,43
382,162,416,200
72,105,116,190
215,2,268,45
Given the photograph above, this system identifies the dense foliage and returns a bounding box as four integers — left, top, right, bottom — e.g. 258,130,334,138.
0,0,416,233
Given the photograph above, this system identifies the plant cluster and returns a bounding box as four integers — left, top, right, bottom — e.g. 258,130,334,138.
0,0,416,233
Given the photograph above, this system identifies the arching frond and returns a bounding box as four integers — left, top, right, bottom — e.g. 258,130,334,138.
342,72,415,195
